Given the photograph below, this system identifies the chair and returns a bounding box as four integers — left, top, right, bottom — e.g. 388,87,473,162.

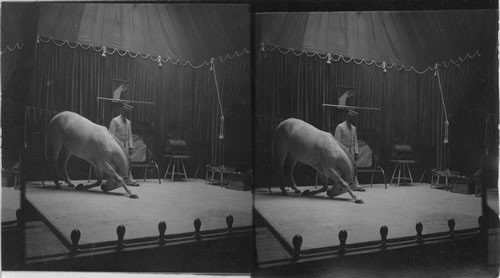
163,136,190,181
355,130,387,188
314,140,386,188
389,141,415,186
389,159,416,186
130,134,161,184
357,155,387,189
88,134,161,184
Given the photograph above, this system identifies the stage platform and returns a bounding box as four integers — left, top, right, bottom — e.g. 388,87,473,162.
2,187,21,224
25,179,252,248
255,183,481,252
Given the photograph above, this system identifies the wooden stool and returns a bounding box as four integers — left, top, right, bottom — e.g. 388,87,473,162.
390,160,415,186
205,165,238,186
163,155,189,181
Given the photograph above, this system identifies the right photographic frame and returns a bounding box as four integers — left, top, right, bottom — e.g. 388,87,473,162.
252,4,499,277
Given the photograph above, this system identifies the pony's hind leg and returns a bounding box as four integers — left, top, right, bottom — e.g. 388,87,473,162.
61,149,74,187
303,173,328,196
49,137,63,189
76,167,103,190
289,159,301,193
277,148,288,195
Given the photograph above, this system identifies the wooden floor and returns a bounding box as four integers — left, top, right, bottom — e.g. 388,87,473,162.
255,183,481,251
25,179,252,247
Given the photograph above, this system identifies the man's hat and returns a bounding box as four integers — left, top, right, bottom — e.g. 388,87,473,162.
347,109,358,117
122,103,134,111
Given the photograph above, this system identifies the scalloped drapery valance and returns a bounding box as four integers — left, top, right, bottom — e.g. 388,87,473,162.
258,10,496,73
260,42,481,75
37,35,250,69
37,3,250,67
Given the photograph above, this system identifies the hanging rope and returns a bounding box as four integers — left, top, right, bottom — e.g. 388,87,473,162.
210,58,225,139
435,66,449,144
210,58,225,167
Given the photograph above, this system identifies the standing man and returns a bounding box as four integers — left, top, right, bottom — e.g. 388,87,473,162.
109,103,139,186
333,109,364,191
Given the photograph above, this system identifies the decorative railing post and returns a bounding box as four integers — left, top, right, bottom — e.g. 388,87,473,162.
226,215,234,234
380,225,388,250
292,234,302,260
339,230,348,255
70,229,81,254
415,222,423,244
158,221,167,245
116,225,126,250
478,215,488,261
16,209,23,228
448,218,455,240
194,218,201,240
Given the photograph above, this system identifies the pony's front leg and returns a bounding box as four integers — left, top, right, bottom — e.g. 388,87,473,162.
326,168,363,204
100,162,138,199
302,174,328,196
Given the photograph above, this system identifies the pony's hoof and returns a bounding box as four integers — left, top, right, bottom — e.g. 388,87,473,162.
355,199,364,204
302,190,311,196
76,184,84,191
129,194,139,199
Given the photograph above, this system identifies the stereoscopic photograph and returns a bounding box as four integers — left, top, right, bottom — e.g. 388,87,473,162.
2,2,253,273
1,1,498,278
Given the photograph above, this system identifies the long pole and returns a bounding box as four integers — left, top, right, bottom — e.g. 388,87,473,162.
97,97,155,105
322,104,380,111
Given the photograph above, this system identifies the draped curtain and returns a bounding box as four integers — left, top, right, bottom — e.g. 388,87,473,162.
17,3,251,180
1,3,39,167
255,49,485,183
28,40,250,179
255,10,497,186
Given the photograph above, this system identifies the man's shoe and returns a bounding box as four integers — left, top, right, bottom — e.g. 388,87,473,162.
127,181,140,187
352,186,366,192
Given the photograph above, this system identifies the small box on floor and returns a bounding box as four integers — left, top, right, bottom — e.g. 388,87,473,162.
227,172,253,191
450,180,475,195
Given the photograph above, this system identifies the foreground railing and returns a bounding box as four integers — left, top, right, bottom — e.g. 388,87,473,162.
259,214,488,268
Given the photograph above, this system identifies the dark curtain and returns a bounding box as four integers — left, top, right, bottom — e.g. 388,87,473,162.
27,41,250,180
255,49,488,186
1,3,39,168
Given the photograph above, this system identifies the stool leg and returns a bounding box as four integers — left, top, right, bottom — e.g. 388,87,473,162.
380,168,387,189
397,163,402,186
390,164,398,185
407,164,413,184
220,170,224,186
181,159,188,180
171,158,176,181
370,170,375,187
163,159,172,180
